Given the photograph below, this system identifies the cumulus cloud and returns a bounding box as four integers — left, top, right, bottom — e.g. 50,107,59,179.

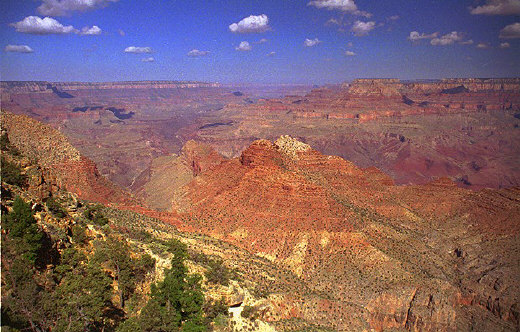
460,39,474,45
4,45,34,53
80,25,101,35
267,51,276,56
187,49,209,57
500,42,511,48
499,22,520,38
351,21,375,36
308,0,357,11
256,38,268,44
470,0,520,15
37,0,119,16
345,50,356,56
304,38,321,47
235,41,252,51
141,57,154,62
10,16,78,34
124,46,153,53
408,31,438,42
308,0,371,16
476,43,490,48
430,31,464,45
229,14,270,33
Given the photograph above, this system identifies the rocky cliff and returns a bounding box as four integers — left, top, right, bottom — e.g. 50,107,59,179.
171,136,520,331
0,80,220,93
1,112,134,206
180,78,520,190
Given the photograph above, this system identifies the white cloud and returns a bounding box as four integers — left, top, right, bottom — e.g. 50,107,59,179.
408,31,438,42
187,49,209,57
118,29,125,36
460,39,474,45
124,46,153,53
308,0,357,11
499,22,520,38
229,14,270,33
37,0,119,16
307,0,371,16
80,25,101,35
476,42,490,48
345,50,356,56
347,42,353,47
10,16,78,34
351,20,375,36
235,41,252,51
304,38,321,47
388,15,400,21
4,44,34,53
430,31,464,45
257,38,268,44
267,51,276,56
325,18,341,26
500,42,511,48
141,57,154,62
470,0,520,15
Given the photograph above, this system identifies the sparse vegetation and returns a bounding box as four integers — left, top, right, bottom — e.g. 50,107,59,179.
46,196,67,218
71,224,90,244
240,305,258,321
1,157,26,187
205,258,231,286
203,298,228,325
83,204,109,226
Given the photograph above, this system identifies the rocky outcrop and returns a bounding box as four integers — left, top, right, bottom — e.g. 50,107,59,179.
172,136,520,331
1,112,134,205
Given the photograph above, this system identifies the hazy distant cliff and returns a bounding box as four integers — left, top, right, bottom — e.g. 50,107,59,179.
0,80,221,93
346,78,520,95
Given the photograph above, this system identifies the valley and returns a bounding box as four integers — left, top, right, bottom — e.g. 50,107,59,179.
1,76,520,331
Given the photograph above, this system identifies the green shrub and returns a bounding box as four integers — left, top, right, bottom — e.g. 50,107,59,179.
72,224,89,244
203,298,228,324
83,205,109,226
240,305,258,320
46,197,67,218
205,258,231,286
3,196,43,264
1,157,26,187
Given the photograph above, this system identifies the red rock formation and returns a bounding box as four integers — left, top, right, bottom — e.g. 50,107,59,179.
1,112,133,206
172,136,520,331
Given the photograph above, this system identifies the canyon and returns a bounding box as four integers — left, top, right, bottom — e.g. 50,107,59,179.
1,78,520,331
2,112,519,331
2,78,519,190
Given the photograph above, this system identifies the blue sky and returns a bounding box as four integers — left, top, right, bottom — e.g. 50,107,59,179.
1,0,519,84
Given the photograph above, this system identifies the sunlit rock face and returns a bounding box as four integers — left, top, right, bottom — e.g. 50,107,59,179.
166,136,520,331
